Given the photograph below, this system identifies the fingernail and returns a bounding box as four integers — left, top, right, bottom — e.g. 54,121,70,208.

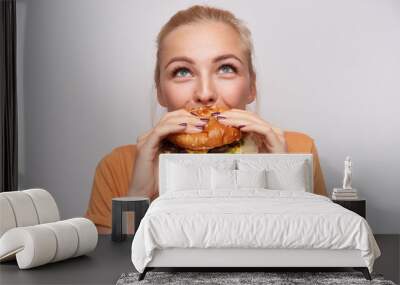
200,118,209,122
216,116,226,120
190,111,198,116
211,112,220,116
195,125,205,129
238,125,246,129
178,123,187,126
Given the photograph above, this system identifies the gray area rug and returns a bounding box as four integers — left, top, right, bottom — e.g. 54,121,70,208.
116,271,396,285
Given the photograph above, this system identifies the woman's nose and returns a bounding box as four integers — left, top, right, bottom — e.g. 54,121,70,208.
193,77,217,105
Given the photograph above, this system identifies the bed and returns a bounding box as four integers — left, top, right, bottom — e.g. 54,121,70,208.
131,154,381,281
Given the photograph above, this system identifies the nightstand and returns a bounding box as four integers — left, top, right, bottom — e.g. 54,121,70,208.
332,199,366,218
111,197,150,242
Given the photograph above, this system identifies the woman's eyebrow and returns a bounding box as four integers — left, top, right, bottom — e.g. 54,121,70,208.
213,54,243,64
164,54,243,69
164,56,194,69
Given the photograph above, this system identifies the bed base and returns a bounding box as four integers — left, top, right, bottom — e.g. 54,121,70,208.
138,248,372,281
138,266,371,281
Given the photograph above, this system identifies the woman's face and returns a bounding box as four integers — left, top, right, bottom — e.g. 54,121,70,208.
157,21,256,111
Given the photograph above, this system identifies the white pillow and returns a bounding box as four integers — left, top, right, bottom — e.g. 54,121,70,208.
266,162,307,191
211,168,267,190
236,169,267,188
211,168,236,190
167,162,211,191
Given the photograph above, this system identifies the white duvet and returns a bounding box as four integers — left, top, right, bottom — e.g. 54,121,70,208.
131,190,380,273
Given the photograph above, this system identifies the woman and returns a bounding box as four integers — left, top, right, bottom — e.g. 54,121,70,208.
86,5,327,234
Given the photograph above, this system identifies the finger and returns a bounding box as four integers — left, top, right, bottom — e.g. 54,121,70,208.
216,117,254,129
150,122,203,143
151,115,206,139
216,116,278,146
217,117,275,144
145,111,207,148
166,120,206,133
159,112,208,131
164,115,208,127
217,109,264,126
165,121,206,133
217,110,284,138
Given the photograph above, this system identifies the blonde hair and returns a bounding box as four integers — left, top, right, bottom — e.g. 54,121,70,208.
154,5,256,89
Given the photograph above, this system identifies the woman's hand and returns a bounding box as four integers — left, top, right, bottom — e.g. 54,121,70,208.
215,108,288,153
136,109,207,161
129,109,207,198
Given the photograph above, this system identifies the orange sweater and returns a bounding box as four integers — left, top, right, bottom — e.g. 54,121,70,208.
85,131,327,228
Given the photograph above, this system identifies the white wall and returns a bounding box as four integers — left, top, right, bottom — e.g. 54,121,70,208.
17,0,400,233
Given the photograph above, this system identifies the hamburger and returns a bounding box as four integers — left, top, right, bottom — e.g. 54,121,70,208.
161,106,244,154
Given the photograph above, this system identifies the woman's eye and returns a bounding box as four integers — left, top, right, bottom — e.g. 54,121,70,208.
218,64,237,74
173,67,191,78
